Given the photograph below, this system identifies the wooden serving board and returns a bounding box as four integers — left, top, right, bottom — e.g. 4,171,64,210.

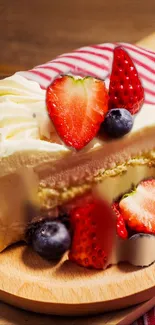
0,34,155,323
1,243,155,316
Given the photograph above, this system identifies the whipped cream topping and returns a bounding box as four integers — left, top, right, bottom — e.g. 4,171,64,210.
0,75,55,141
0,74,155,157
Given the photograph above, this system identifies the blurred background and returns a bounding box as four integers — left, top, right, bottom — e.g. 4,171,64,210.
0,0,155,76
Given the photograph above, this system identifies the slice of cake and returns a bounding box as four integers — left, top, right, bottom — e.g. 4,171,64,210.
0,43,155,269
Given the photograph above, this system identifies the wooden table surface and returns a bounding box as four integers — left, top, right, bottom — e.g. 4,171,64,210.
1,0,155,76
0,1,155,324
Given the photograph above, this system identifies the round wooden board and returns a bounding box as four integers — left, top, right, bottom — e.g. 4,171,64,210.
0,243,155,315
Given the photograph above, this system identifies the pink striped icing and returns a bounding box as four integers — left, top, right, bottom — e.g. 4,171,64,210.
17,42,155,105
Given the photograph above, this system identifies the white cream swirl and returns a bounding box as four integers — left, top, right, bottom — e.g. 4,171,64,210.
0,74,155,157
0,74,55,141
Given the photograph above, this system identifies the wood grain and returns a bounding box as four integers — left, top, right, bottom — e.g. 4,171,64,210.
0,243,155,316
0,0,155,74
1,299,155,325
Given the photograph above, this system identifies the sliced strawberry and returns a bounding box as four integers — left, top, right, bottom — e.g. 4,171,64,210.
119,179,155,234
112,202,128,239
69,197,116,269
46,75,108,150
109,47,144,115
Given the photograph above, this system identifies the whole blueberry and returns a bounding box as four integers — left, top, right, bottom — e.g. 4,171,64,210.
102,108,133,138
31,220,71,260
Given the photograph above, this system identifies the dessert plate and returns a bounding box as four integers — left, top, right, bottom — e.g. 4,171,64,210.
0,243,155,315
0,36,155,316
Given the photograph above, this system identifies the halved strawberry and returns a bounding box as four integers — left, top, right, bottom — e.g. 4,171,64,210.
112,202,128,239
68,197,116,269
46,75,108,150
109,47,144,115
119,179,155,234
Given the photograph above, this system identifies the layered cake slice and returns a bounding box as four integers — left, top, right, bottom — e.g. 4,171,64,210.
0,43,155,269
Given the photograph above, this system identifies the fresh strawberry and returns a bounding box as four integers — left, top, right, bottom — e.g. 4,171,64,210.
46,75,108,150
109,47,144,115
69,197,116,269
119,179,155,234
112,202,128,239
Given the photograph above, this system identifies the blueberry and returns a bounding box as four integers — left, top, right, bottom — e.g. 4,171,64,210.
102,108,133,138
129,233,155,240
31,220,71,260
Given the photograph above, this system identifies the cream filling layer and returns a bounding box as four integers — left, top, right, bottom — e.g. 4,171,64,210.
0,157,154,255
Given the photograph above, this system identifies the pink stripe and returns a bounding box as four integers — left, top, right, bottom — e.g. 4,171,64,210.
66,49,155,85
27,43,155,107
28,70,155,100
35,65,61,74
30,69,155,97
144,87,155,96
91,44,155,74
29,69,52,81
35,61,154,89
140,72,155,85
54,54,109,71
20,73,46,89
34,65,67,74
121,44,155,62
137,45,155,56
40,60,84,72
75,47,155,74
50,59,106,77
91,45,113,52
92,43,155,59
145,99,155,105
131,57,155,74
29,71,155,100
72,49,109,61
